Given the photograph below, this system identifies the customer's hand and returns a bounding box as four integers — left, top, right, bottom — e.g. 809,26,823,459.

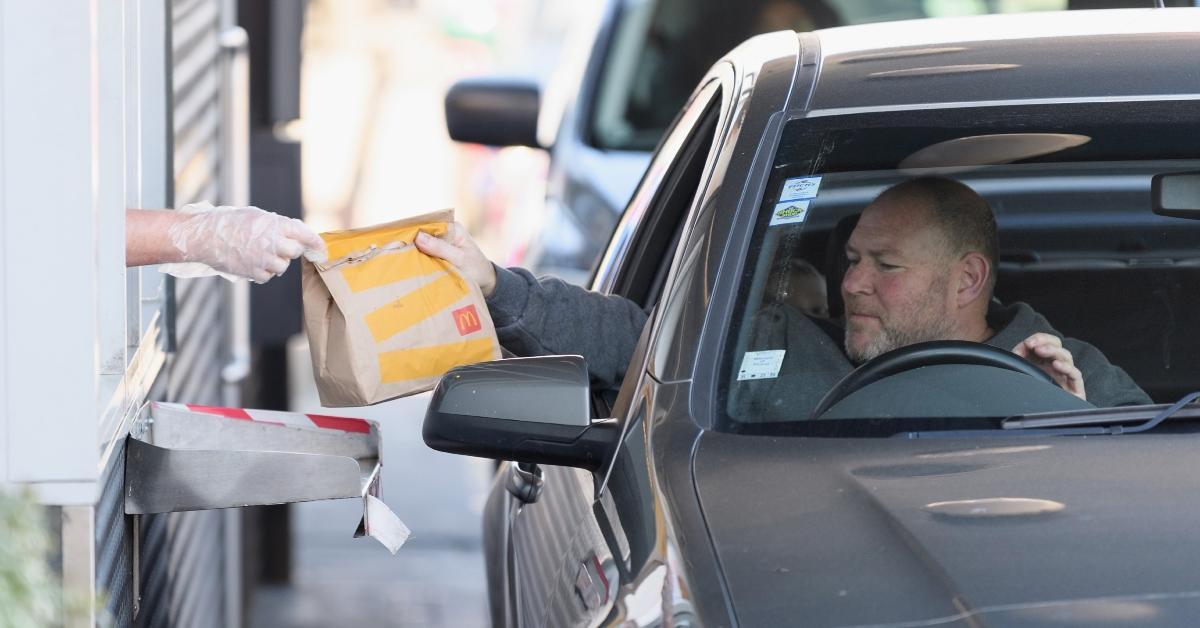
1013,333,1086,400
414,221,497,297
167,202,327,283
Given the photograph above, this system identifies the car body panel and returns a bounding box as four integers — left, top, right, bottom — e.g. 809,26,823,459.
510,464,616,627
808,10,1200,115
695,431,1200,626
604,376,736,627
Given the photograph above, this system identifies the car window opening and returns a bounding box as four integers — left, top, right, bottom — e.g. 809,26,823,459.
615,93,721,308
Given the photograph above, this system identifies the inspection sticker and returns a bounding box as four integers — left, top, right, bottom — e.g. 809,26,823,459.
737,350,786,381
779,176,822,201
768,199,811,227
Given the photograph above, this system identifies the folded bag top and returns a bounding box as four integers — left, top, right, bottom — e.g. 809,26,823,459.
302,209,501,407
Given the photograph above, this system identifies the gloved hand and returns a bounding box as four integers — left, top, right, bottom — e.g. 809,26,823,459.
159,202,328,283
414,221,497,296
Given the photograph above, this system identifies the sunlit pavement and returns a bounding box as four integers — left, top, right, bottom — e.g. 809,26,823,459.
250,339,492,628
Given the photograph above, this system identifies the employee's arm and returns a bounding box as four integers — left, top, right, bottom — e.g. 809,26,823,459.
126,209,188,267
125,204,327,283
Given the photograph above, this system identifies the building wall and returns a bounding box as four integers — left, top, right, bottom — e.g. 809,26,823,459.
125,2,241,626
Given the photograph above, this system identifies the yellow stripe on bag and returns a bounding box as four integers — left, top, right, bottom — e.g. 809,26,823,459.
378,337,497,383
341,247,445,293
363,271,470,342
322,222,449,262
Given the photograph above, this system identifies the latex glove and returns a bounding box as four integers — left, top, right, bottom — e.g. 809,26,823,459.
159,202,328,283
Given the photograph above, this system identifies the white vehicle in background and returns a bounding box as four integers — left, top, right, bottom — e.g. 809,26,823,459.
444,0,1198,285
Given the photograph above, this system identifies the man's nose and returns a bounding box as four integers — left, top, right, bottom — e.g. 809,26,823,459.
842,263,871,297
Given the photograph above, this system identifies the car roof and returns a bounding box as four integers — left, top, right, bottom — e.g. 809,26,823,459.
805,8,1200,116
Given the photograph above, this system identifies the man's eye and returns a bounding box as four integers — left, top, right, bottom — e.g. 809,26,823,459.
879,262,901,271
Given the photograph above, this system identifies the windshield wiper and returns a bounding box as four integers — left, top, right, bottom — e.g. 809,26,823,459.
1002,391,1200,433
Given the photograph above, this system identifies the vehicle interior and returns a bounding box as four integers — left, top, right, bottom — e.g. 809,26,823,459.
724,100,1200,430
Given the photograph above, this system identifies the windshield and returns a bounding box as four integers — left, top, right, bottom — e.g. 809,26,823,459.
587,0,1088,151
718,100,1200,436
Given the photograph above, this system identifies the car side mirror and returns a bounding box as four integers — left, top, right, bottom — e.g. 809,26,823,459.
1152,170,1200,219
422,355,617,470
443,76,542,148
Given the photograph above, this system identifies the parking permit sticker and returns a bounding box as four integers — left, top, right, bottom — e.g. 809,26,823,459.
737,350,786,381
779,176,821,201
768,200,810,227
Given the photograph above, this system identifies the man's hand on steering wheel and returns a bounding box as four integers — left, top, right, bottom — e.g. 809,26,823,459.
1013,333,1086,401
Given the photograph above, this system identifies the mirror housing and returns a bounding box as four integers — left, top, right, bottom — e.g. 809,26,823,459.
443,76,541,148
422,356,616,470
1152,170,1200,219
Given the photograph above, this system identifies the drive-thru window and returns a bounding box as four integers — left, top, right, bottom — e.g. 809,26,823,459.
0,3,399,626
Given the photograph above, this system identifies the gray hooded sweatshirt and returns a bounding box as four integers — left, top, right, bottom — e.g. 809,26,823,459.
485,266,1150,417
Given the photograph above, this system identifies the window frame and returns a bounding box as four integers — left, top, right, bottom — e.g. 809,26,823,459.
592,78,724,298
711,99,1200,434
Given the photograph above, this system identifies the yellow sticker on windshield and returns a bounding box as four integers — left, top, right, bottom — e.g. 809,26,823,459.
769,200,810,227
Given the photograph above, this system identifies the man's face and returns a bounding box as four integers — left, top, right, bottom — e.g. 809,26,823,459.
842,200,958,363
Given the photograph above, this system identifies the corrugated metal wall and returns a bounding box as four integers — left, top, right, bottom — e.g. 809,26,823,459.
134,1,234,626
97,437,134,627
170,0,229,407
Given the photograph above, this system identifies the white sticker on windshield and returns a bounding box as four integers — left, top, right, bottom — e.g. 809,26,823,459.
737,350,786,381
768,200,810,227
779,176,822,201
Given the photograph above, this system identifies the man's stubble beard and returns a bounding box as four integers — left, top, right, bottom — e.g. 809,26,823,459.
844,277,955,364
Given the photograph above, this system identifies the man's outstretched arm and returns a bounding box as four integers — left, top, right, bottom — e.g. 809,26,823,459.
416,223,648,389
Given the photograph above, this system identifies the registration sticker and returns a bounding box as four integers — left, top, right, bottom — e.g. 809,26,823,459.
779,176,822,201
737,350,786,381
768,200,810,227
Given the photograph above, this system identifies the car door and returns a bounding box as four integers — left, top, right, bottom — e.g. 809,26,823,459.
498,73,734,628
583,31,802,625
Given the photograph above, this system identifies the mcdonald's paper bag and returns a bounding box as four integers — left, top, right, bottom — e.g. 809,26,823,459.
302,209,502,406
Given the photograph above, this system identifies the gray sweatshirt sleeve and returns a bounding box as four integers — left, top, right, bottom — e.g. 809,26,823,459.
1064,339,1153,407
988,302,1152,407
484,265,648,389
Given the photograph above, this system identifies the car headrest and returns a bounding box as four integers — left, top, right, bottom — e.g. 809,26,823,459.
824,213,860,321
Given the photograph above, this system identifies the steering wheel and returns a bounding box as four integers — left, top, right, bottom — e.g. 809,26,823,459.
810,340,1054,419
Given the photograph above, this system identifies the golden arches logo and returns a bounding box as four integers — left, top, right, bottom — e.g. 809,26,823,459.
453,305,482,336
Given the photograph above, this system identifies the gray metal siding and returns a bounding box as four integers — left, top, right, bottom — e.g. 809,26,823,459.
168,0,227,411
97,438,134,627
133,1,233,626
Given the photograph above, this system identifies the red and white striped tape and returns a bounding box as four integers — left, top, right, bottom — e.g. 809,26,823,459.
155,402,372,434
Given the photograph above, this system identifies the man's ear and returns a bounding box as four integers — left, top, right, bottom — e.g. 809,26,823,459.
955,252,990,307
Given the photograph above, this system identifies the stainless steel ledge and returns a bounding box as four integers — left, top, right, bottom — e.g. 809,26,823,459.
123,402,408,553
